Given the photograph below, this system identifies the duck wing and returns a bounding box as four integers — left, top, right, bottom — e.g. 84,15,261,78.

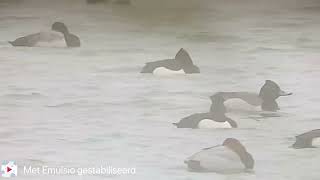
173,112,211,128
9,33,40,46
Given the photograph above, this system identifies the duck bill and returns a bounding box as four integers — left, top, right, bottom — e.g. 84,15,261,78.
202,145,221,150
279,90,292,96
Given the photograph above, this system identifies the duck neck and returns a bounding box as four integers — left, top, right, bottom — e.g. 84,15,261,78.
62,33,70,47
261,99,279,111
62,31,71,38
210,101,226,113
53,28,69,35
226,118,237,128
226,145,254,169
242,152,254,169
182,66,193,73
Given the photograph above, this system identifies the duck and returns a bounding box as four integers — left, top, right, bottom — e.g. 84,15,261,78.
216,80,292,112
173,94,237,129
9,22,80,47
184,138,254,173
140,48,200,75
292,129,320,149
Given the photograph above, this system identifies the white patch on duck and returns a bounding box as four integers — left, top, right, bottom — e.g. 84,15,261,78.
312,137,320,147
197,119,232,129
152,67,186,76
186,146,245,173
33,31,66,47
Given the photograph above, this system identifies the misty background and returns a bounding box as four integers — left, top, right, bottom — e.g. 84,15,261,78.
0,0,320,180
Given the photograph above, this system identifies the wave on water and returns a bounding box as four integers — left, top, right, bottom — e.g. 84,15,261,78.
2,92,44,99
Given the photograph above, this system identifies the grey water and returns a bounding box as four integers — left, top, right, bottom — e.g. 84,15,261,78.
0,0,320,179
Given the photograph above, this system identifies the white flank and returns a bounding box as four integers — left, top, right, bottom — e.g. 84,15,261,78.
153,67,185,76
197,119,232,129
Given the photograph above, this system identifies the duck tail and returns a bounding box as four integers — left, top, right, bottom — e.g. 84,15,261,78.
8,41,14,46
172,123,179,127
140,63,153,73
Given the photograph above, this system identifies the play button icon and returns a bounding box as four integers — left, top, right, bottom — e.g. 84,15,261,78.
7,167,12,173
1,161,17,177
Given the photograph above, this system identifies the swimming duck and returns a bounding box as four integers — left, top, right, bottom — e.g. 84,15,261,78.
216,80,292,112
141,48,200,75
173,94,237,129
292,129,320,149
185,138,254,173
9,22,80,47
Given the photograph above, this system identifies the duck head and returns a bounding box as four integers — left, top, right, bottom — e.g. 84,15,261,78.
259,80,292,111
175,48,200,73
52,22,69,34
210,93,226,114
